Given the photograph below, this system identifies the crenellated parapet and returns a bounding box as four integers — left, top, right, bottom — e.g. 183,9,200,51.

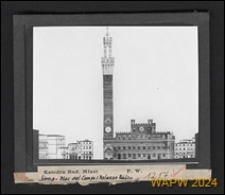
116,132,131,135
131,123,156,126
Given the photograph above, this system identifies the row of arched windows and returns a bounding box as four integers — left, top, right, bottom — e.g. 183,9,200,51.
115,145,166,150
115,153,167,160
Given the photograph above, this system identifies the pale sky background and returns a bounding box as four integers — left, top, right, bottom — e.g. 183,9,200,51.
33,26,198,159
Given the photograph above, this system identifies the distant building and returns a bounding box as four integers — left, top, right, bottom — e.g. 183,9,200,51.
78,140,93,160
174,137,196,159
68,140,93,160
39,134,49,159
68,143,80,159
43,134,66,159
34,130,94,160
57,146,69,159
34,130,66,159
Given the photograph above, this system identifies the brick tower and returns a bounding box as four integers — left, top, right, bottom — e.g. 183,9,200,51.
102,27,115,159
102,27,114,139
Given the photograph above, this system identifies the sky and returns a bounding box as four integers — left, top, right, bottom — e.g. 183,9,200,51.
33,26,198,159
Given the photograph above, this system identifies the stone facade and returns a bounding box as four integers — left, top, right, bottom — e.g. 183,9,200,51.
104,120,175,160
78,140,94,160
68,140,93,160
174,137,196,159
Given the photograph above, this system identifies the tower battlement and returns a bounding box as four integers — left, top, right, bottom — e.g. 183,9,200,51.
131,119,155,126
102,27,114,75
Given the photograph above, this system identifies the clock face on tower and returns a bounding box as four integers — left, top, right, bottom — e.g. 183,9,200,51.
139,126,144,132
105,126,112,133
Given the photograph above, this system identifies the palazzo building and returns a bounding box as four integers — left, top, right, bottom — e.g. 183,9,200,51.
39,133,66,159
102,28,175,160
174,137,196,159
68,140,93,160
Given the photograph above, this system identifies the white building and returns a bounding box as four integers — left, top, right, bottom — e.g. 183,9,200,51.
57,146,69,159
68,143,81,159
38,134,66,159
39,134,49,159
37,131,94,160
78,140,93,160
174,137,196,159
68,140,93,160
46,134,66,159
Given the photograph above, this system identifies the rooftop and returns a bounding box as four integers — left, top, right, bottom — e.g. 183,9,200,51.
78,139,92,142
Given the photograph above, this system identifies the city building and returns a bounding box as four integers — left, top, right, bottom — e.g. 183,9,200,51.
44,134,66,159
39,134,49,159
34,129,94,160
68,140,93,160
101,28,175,160
33,130,94,160
68,143,80,159
57,146,69,159
68,143,78,159
78,140,93,160
104,119,175,160
68,140,94,160
174,137,196,159
33,130,66,159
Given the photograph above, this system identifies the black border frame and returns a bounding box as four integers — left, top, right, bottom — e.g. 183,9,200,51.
14,13,210,172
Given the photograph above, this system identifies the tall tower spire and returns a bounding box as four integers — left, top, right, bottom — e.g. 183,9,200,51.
102,27,114,75
102,27,114,143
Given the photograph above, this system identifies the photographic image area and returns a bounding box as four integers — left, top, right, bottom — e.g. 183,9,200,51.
33,26,198,161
